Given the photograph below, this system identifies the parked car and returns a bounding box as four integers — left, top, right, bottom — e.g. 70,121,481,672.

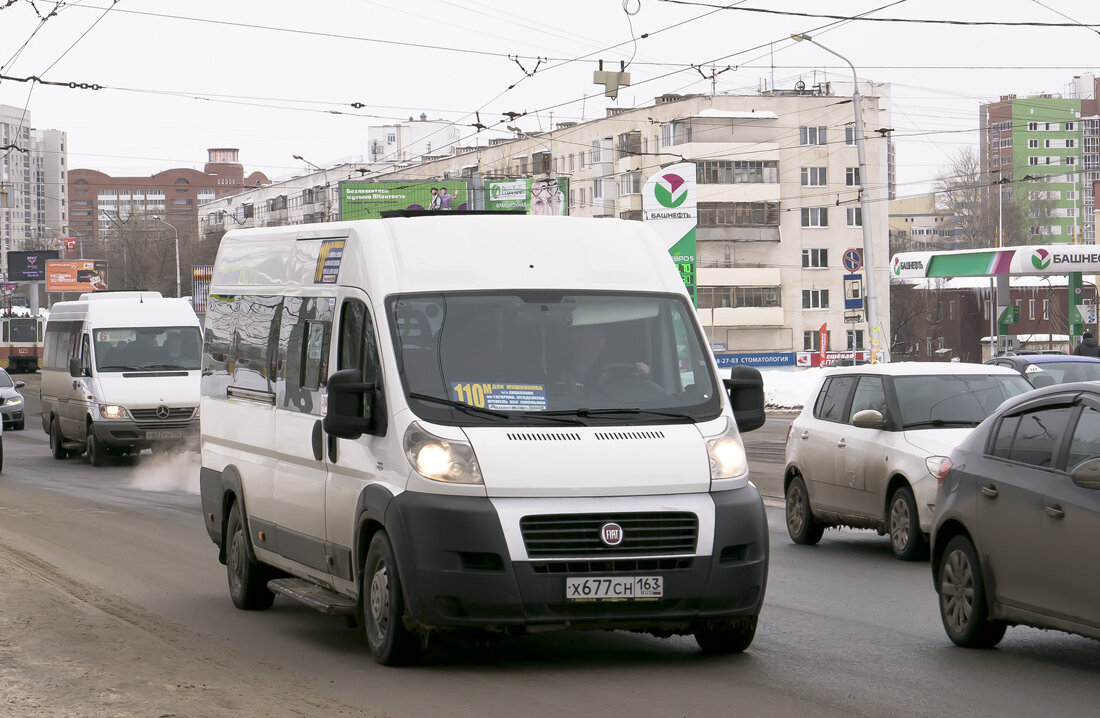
0,368,26,430
784,363,1032,559
986,353,1100,387
932,382,1100,647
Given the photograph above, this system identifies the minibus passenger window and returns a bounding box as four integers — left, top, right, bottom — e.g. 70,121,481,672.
302,322,326,390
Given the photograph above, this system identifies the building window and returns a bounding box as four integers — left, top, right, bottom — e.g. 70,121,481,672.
1028,139,1039,148
1066,122,1077,131
1043,299,1050,320
697,286,781,309
698,161,735,184
800,126,827,146
802,248,828,268
844,126,857,146
698,201,780,227
801,207,828,228
803,330,830,351
801,167,827,186
802,289,829,309
1028,122,1038,131
845,167,861,186
949,301,956,320
846,207,862,227
847,330,864,350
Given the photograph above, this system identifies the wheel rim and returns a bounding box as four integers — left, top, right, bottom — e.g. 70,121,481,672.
227,527,245,596
369,562,391,642
890,495,911,552
787,483,805,535
941,548,975,634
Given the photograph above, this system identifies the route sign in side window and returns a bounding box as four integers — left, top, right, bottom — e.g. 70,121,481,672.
1007,406,1074,468
815,376,856,422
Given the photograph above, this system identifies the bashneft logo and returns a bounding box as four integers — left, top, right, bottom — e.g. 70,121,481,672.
1031,248,1051,270
653,173,688,208
893,256,924,275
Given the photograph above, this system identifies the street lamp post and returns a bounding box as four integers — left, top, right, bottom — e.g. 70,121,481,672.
152,216,181,298
791,33,888,362
293,154,332,221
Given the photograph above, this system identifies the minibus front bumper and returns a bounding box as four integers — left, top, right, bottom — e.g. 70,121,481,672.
91,417,200,451
384,486,768,634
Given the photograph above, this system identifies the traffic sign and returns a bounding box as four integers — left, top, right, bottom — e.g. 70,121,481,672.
842,248,863,272
844,309,865,324
844,274,864,309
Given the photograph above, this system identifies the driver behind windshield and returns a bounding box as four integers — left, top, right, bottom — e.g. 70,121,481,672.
557,323,649,396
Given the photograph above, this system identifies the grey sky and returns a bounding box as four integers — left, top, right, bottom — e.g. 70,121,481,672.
2,0,1098,195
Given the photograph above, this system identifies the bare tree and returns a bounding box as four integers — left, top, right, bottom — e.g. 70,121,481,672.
934,147,993,249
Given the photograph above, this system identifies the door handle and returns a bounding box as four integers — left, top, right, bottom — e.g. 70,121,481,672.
836,438,846,448
800,431,809,440
311,420,323,462
1044,504,1065,520
980,485,998,499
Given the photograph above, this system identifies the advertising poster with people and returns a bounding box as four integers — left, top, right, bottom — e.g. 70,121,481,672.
45,260,108,292
339,181,469,220
485,177,569,215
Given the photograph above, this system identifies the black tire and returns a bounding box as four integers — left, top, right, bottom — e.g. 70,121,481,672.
786,474,824,545
694,615,757,654
888,486,928,561
938,535,1007,648
49,417,69,460
225,502,275,611
363,532,421,665
86,424,107,467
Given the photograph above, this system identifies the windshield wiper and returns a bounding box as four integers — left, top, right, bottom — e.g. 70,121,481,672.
408,392,512,420
97,364,141,372
903,419,981,429
538,407,696,422
139,363,193,370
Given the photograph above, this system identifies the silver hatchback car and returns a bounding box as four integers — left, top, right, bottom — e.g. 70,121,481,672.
932,382,1100,647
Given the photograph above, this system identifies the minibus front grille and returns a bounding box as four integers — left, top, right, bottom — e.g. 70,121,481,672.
131,407,196,422
519,512,698,558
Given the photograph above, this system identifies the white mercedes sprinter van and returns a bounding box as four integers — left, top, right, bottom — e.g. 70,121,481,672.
200,215,768,664
41,291,202,465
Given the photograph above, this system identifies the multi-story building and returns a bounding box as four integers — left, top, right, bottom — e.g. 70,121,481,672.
980,74,1100,243
68,148,269,244
200,88,893,362
368,114,464,166
889,194,963,253
0,104,68,276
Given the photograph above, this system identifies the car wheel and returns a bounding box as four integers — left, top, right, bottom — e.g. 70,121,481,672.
938,535,1007,648
86,425,108,467
363,532,421,665
786,474,824,545
225,502,275,611
49,417,69,460
888,486,927,561
694,615,757,654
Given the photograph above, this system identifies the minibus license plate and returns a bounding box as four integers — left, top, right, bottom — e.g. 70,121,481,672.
146,430,182,440
565,576,662,601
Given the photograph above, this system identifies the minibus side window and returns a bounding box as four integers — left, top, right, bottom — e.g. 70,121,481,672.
231,295,281,393
202,295,237,398
338,298,386,435
282,297,333,415
80,335,92,375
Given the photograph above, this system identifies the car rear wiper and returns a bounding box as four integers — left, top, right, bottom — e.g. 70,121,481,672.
903,419,981,429
538,407,696,422
408,392,511,420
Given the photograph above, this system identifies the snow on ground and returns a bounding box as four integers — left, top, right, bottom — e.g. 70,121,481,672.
750,367,827,410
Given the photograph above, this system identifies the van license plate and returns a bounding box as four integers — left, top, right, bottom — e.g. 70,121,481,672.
565,576,663,601
146,430,182,440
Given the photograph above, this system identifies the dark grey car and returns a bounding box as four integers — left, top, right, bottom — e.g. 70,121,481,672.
931,382,1100,647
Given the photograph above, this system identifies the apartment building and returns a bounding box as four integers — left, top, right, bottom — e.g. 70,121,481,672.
980,74,1100,243
0,104,68,276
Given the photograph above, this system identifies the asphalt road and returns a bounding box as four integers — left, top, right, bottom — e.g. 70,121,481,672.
2,381,1099,717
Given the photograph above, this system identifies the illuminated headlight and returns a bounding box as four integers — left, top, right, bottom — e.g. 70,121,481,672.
705,417,748,480
403,421,483,484
99,404,130,419
3,396,22,406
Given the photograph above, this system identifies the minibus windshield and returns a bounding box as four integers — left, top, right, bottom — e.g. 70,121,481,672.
387,292,722,425
94,326,202,372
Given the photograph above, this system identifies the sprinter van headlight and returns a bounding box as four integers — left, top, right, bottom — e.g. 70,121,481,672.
403,422,483,484
99,404,130,420
705,417,748,480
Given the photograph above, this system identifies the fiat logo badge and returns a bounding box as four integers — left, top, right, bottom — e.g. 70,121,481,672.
155,405,171,419
600,522,623,546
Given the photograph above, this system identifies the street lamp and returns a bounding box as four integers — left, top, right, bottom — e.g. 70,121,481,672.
791,33,888,362
152,216,181,298
293,154,331,221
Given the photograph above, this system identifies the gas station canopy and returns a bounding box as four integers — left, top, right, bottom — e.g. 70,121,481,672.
891,244,1100,279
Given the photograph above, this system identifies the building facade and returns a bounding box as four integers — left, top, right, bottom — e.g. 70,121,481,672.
0,104,68,276
368,114,465,165
889,194,963,253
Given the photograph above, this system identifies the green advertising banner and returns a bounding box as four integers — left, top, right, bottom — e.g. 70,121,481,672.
339,181,469,220
485,177,569,215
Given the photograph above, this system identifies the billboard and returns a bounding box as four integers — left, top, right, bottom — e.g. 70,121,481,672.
642,162,697,303
192,265,213,313
7,250,60,282
339,181,469,220
45,260,108,293
486,177,569,215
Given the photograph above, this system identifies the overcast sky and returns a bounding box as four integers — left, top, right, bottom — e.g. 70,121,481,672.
2,0,1098,196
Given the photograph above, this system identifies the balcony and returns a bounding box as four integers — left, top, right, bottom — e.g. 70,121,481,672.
697,306,785,327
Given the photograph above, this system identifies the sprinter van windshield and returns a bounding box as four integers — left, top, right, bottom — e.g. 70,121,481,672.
388,292,721,425
94,326,202,372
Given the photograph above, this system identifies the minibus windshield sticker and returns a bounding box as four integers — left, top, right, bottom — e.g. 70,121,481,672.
451,382,548,412
314,239,346,284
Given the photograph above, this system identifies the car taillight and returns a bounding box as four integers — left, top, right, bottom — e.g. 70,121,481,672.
937,458,952,486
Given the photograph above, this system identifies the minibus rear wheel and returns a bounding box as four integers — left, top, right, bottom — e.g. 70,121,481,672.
225,502,275,611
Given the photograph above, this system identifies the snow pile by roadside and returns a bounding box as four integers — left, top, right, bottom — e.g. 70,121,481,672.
752,368,826,411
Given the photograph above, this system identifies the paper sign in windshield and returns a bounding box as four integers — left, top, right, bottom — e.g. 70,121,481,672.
451,381,548,411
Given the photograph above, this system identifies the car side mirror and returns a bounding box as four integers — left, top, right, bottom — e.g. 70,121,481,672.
1071,457,1100,490
852,409,886,429
723,366,765,433
323,368,374,440
14,381,24,389
68,357,84,378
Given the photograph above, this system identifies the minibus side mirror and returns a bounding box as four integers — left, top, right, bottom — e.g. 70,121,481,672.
723,366,765,433
323,368,374,440
68,357,84,378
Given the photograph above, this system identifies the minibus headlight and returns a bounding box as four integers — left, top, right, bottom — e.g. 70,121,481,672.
403,422,483,484
99,404,130,420
705,417,748,480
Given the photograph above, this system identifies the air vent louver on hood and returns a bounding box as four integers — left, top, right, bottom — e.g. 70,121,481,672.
594,431,666,441
505,432,582,441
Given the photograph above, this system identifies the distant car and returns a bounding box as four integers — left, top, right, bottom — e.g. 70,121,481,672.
931,382,1100,647
0,368,25,430
784,363,1032,559
987,354,1100,387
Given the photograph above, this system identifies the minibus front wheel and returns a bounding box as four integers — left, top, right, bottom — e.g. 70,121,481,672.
362,532,421,666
